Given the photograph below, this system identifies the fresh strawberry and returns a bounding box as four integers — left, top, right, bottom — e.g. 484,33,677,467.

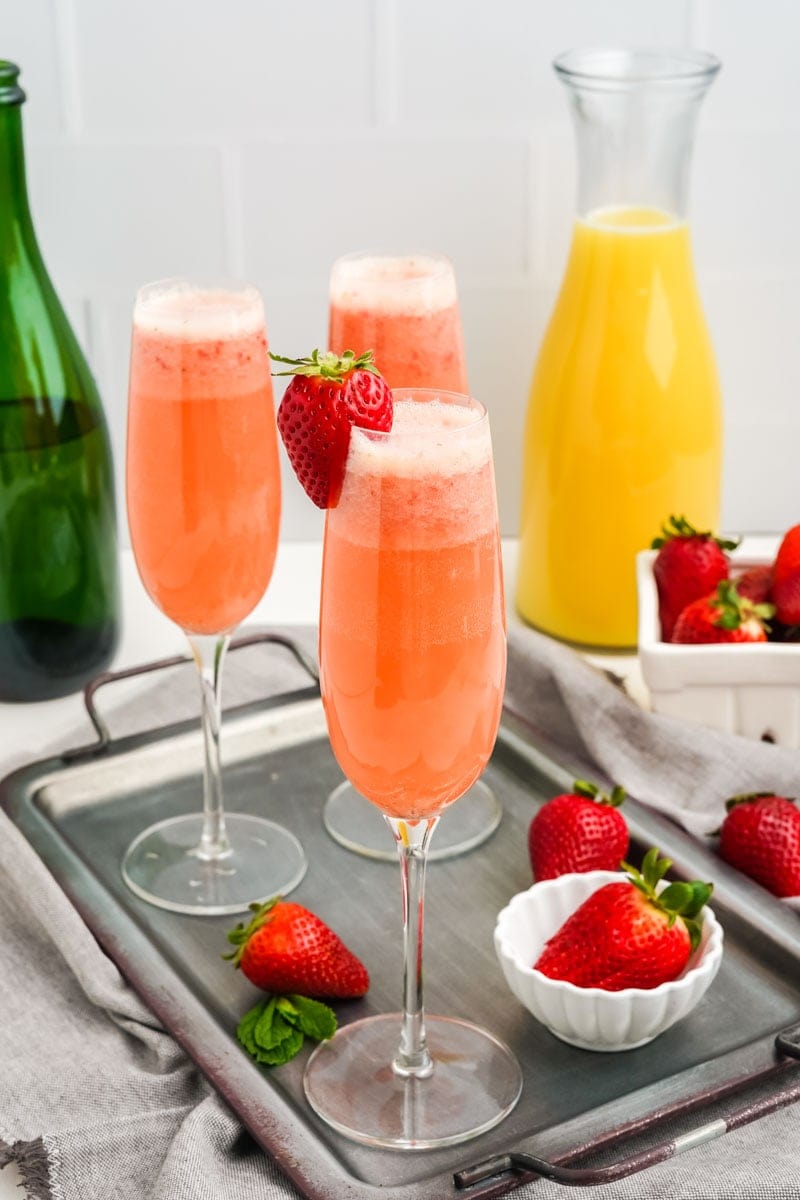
772,524,800,626
718,792,800,898
528,779,629,881
733,564,773,605
271,348,392,508
534,848,713,991
671,579,773,644
651,515,739,641
225,897,369,999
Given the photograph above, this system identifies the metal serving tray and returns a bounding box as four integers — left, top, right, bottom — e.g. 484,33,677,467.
3,635,800,1199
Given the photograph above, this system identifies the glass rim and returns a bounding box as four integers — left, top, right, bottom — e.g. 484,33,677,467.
554,47,721,87
135,276,263,304
132,277,266,337
353,388,488,440
330,250,456,288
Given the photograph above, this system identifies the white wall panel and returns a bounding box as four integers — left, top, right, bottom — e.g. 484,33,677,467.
70,0,375,138
4,0,799,543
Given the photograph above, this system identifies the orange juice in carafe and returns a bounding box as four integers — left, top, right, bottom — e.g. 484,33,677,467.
517,204,721,647
516,49,723,649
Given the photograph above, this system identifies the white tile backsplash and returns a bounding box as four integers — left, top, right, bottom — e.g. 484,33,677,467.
396,0,693,128
240,134,531,286
70,0,375,139
6,0,800,543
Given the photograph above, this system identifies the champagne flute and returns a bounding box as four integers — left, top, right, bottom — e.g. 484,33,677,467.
123,278,307,915
324,251,502,861
303,389,521,1148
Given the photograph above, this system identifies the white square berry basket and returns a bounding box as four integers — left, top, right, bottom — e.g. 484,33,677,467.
637,537,800,747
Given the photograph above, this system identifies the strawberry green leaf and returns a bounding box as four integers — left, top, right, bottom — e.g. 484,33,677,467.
269,348,378,380
658,881,696,912
572,779,599,799
651,514,741,552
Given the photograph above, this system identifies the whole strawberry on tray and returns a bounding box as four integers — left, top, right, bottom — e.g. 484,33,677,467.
225,898,369,1068
717,792,800,900
528,779,629,882
533,848,713,991
226,896,369,999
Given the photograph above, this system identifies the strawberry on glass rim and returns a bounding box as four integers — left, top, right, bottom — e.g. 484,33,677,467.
271,348,393,508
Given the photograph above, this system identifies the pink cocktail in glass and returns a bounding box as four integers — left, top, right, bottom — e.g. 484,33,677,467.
328,252,468,391
124,279,306,915
304,389,521,1150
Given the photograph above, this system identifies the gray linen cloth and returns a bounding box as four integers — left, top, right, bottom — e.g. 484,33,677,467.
1,622,799,1200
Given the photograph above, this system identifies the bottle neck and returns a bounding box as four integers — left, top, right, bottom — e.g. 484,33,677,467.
0,102,36,248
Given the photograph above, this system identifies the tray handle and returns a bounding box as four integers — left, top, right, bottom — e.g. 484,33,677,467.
455,1030,800,1192
63,631,319,762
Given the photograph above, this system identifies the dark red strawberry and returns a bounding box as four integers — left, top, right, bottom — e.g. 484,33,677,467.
651,515,739,641
733,564,773,605
671,579,773,644
718,792,800,898
528,779,629,881
225,897,369,999
533,849,713,991
271,349,392,508
772,524,800,626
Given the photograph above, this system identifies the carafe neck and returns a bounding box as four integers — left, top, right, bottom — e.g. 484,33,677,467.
556,49,720,222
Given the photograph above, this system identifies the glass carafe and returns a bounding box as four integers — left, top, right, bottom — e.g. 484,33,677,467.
516,49,722,649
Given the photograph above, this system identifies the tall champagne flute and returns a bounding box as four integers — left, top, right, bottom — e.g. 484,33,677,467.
324,251,501,861
123,279,307,915
303,389,521,1148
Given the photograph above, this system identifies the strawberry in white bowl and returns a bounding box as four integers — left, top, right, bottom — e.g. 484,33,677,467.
494,850,723,1051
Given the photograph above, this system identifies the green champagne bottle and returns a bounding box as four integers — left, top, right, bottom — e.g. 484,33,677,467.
0,61,119,701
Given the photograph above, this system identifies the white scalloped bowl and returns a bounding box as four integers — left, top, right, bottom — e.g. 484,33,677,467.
494,870,724,1052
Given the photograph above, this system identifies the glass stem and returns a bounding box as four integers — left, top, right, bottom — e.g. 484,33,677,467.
386,815,439,1079
187,632,232,861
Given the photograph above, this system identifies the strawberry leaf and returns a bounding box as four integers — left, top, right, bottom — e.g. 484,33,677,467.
269,348,378,380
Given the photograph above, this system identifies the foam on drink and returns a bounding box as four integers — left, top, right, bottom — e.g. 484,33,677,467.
337,399,496,549
133,280,266,338
330,254,459,317
131,282,268,400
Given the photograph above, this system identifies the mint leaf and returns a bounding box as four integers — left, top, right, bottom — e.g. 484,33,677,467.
236,993,338,1070
285,994,337,1042
256,1007,299,1051
250,1025,304,1066
237,1001,266,1055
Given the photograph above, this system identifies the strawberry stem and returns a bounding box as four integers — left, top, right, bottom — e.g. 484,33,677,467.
223,895,281,967
572,778,626,808
621,848,713,951
651,513,740,553
269,348,379,379
711,579,774,632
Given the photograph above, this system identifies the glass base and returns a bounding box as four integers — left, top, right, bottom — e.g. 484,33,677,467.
323,778,502,862
303,1013,522,1149
122,813,307,916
